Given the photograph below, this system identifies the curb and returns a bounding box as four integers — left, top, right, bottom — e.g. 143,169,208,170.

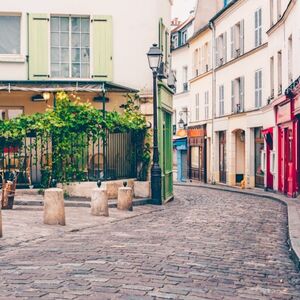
14,198,152,209
174,182,300,272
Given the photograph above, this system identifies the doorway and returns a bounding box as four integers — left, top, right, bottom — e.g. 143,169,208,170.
254,128,264,188
219,131,226,183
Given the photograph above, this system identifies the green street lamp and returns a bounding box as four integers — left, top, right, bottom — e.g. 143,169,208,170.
147,44,163,205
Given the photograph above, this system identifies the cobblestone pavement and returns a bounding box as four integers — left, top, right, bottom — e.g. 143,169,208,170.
1,186,300,299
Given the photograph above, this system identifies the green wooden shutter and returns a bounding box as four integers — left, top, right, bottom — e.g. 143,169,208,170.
28,14,49,80
92,15,113,81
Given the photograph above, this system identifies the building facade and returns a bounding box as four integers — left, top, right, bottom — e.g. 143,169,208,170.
0,0,174,202
173,0,300,197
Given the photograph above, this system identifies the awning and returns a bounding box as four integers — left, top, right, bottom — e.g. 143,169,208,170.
262,127,273,136
0,80,138,94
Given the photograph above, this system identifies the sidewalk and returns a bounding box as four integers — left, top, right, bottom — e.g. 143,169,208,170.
174,181,300,271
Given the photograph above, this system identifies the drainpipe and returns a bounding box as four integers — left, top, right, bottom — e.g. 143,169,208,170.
209,20,216,184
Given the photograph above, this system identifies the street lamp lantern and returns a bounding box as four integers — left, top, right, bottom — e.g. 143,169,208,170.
178,118,185,129
147,44,163,72
147,44,163,205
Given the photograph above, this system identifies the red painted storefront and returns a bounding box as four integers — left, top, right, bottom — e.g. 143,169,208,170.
276,80,300,197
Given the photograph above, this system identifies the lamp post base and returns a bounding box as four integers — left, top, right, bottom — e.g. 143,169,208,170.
151,163,162,205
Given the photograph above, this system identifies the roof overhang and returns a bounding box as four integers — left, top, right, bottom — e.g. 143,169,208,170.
0,80,139,94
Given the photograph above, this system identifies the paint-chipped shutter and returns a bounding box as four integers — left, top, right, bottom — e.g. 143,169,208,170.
239,76,245,111
231,80,235,112
230,26,234,59
92,15,113,81
28,14,49,80
240,19,244,55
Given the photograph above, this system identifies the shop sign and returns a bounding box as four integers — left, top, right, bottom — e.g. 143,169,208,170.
277,102,291,124
188,128,206,138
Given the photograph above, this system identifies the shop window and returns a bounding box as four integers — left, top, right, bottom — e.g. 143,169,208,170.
0,107,23,120
261,150,266,172
191,147,199,168
270,151,276,174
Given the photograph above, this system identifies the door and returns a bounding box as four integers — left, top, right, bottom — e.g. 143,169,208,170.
287,127,295,197
219,131,227,183
266,133,273,189
255,128,264,187
181,150,187,181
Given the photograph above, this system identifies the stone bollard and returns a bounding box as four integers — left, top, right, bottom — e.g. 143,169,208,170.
117,186,133,211
0,208,2,237
43,188,66,226
91,188,109,217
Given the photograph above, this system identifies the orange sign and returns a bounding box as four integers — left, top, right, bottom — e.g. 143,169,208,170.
188,128,206,138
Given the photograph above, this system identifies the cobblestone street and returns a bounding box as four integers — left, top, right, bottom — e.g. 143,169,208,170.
1,186,300,299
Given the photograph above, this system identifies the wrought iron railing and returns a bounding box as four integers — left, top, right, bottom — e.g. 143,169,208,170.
0,130,138,188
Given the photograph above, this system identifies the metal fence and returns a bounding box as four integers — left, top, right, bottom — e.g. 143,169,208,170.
0,131,138,188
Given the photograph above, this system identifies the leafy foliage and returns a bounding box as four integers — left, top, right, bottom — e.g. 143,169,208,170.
0,92,150,184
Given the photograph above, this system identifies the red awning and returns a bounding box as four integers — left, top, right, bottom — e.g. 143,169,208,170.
262,127,273,136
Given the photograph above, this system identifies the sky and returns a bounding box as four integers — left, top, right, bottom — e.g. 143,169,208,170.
172,0,197,22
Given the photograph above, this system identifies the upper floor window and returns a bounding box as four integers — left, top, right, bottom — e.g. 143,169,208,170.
182,66,188,92
288,35,293,83
230,20,244,59
182,30,187,44
277,0,281,19
204,91,209,120
255,9,262,47
216,32,227,67
255,69,262,108
231,76,245,113
270,56,274,98
193,48,199,77
277,51,282,95
50,16,90,78
0,15,21,54
219,85,225,116
270,0,274,26
195,93,200,121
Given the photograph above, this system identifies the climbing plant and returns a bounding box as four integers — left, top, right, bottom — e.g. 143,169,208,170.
0,92,151,185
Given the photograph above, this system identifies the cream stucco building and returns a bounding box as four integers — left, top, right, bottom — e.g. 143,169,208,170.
172,0,300,196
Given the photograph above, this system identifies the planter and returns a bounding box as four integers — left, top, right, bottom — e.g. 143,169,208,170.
134,181,151,198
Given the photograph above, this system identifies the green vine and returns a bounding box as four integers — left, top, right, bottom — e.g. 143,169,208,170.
0,92,151,185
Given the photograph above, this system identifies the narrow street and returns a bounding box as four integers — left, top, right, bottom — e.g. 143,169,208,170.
1,186,300,299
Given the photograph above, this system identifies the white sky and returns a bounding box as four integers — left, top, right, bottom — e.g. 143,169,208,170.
172,0,197,22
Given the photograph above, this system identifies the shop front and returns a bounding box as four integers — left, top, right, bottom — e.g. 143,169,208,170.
188,125,207,183
276,79,300,197
173,136,187,182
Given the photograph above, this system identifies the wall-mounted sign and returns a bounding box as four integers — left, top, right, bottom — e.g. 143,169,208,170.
277,102,291,124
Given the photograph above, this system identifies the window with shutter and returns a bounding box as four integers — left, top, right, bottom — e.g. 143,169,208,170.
255,70,262,108
204,91,209,120
219,85,224,116
240,20,244,55
239,76,245,111
195,93,200,121
255,9,262,47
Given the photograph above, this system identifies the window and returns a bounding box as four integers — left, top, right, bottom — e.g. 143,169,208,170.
288,35,293,83
204,91,209,120
231,77,245,113
255,70,262,108
191,147,199,168
182,30,187,44
278,51,282,95
193,49,199,77
51,16,90,78
195,93,200,121
0,15,21,54
183,66,188,92
203,42,210,71
270,0,274,26
0,107,23,120
216,33,227,67
255,9,262,47
277,0,281,19
231,20,244,59
219,85,224,116
270,56,274,98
